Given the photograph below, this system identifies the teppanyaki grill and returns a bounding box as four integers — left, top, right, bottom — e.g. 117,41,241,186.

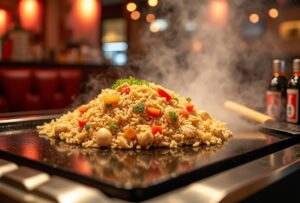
0,116,299,201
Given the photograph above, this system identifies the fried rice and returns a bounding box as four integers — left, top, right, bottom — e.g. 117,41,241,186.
37,77,232,149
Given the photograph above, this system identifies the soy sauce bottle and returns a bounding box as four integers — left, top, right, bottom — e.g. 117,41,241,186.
266,59,288,121
287,59,300,124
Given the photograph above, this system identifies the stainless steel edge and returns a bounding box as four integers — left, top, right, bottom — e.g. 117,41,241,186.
0,115,60,125
220,157,300,203
141,145,300,203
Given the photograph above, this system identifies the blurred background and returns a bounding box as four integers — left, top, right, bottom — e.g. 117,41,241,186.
0,0,300,117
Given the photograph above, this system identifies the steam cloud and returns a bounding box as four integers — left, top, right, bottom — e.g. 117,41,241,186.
132,0,278,129
76,0,279,130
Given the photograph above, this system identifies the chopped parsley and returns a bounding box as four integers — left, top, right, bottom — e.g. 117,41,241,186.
112,76,149,89
109,123,118,131
85,124,91,131
173,98,179,102
134,104,145,113
105,103,113,108
169,111,177,122
186,97,192,103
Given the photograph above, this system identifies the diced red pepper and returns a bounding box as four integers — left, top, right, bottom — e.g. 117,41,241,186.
180,109,189,118
146,106,161,117
186,104,194,112
151,125,163,134
78,119,87,128
121,87,131,95
157,88,172,101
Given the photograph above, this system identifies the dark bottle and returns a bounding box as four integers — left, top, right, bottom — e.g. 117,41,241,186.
287,59,300,124
266,59,288,121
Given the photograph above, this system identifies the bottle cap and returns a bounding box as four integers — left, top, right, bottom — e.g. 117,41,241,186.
273,59,285,73
293,59,300,72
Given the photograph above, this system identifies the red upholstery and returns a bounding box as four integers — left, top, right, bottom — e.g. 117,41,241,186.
33,69,59,108
0,68,84,112
59,69,82,104
0,70,9,112
52,92,66,109
2,69,32,111
0,96,9,112
24,93,43,111
0,69,4,93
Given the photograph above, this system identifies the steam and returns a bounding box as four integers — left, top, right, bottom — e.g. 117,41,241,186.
131,0,278,129
75,1,279,130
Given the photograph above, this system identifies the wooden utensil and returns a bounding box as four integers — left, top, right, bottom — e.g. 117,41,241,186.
224,100,300,135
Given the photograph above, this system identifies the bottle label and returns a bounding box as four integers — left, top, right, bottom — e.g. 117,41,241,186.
266,91,281,120
287,89,299,123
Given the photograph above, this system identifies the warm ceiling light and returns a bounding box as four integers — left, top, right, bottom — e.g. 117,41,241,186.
131,11,140,20
126,2,137,12
146,13,155,23
268,8,279,19
19,0,40,30
209,0,229,27
0,9,8,36
148,0,158,7
75,0,98,22
0,10,6,25
249,13,259,24
82,0,94,13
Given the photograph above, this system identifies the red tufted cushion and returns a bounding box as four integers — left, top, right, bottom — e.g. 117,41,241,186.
2,69,32,111
59,69,82,105
33,69,59,108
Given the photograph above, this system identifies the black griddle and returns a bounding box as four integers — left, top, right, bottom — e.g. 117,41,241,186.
0,117,299,201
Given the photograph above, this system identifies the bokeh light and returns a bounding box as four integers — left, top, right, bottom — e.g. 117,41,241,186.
131,11,141,20
149,19,169,32
249,13,259,24
126,2,137,12
146,13,155,23
209,0,228,27
268,8,279,18
148,0,158,7
192,41,203,52
149,23,159,33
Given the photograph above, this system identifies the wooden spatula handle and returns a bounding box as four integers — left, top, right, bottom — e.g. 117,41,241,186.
224,100,275,124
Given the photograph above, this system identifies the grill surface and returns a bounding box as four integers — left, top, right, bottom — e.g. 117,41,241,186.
0,118,299,201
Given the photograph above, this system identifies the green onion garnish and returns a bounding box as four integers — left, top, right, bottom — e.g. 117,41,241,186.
105,104,113,108
169,112,177,122
109,123,118,131
112,76,149,89
134,104,145,113
85,124,91,131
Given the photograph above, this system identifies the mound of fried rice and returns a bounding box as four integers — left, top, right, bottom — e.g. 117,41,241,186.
38,77,232,149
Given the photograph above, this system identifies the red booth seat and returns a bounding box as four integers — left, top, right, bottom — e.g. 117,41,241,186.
59,69,82,104
0,96,9,112
2,69,32,111
24,93,43,111
0,68,83,112
33,69,64,109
